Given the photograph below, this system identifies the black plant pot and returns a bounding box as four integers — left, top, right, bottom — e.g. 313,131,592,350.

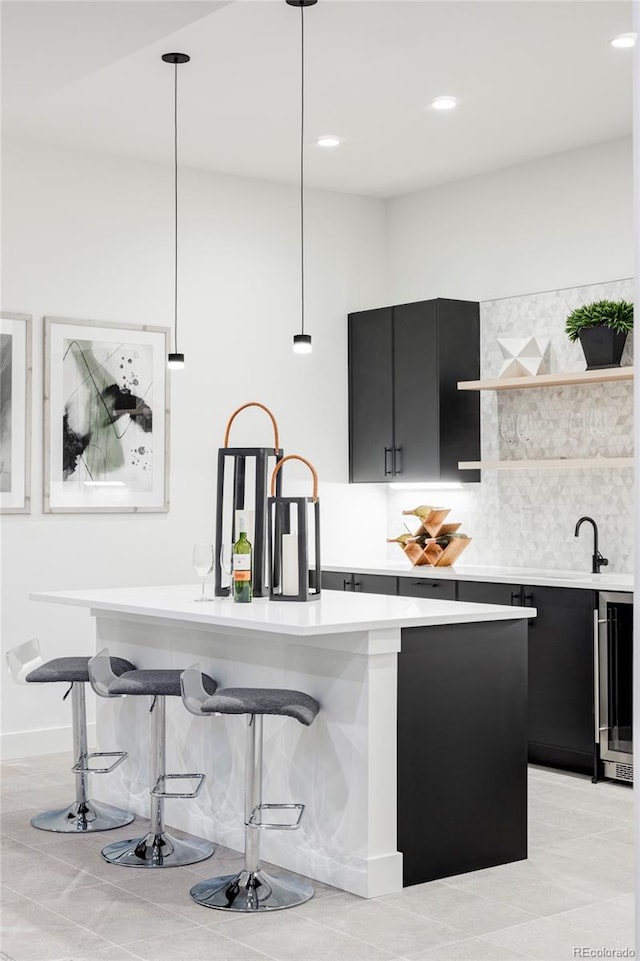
577,326,628,370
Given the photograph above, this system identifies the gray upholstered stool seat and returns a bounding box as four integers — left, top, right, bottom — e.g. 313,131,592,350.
89,650,218,869
109,669,216,699
4,639,136,834
200,688,319,726
180,667,320,913
27,656,134,685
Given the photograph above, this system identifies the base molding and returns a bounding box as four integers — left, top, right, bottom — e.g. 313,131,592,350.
1,723,96,760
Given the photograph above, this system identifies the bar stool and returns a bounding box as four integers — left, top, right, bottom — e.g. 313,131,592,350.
88,649,217,868
180,665,320,912
5,638,136,833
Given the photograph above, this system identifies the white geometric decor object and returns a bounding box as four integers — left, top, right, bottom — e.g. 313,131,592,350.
496,336,550,378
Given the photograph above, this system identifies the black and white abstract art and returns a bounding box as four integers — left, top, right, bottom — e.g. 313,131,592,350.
44,317,169,512
0,313,31,513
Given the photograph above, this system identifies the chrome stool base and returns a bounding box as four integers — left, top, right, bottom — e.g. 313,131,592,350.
101,830,215,868
31,799,135,833
190,868,314,912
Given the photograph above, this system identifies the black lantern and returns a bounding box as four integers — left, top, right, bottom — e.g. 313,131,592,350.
268,455,321,602
214,403,283,598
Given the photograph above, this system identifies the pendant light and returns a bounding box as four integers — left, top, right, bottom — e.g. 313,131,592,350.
287,0,317,355
163,52,190,370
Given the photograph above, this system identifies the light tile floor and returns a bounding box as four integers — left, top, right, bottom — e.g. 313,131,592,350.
0,755,635,961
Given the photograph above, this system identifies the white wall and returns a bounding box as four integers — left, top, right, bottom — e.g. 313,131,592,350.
0,138,388,755
388,137,634,305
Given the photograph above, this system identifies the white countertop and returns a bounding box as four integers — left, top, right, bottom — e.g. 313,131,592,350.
30,584,535,635
322,562,633,593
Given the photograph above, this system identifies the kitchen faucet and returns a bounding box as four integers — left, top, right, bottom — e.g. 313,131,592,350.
574,516,609,574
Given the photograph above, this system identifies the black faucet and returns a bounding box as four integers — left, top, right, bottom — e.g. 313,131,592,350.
574,516,609,574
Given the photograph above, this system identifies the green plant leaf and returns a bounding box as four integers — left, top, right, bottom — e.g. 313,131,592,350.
565,300,633,342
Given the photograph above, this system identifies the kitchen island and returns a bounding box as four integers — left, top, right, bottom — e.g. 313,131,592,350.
31,585,534,897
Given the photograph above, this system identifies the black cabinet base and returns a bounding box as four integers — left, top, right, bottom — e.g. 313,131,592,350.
398,620,528,887
528,742,595,778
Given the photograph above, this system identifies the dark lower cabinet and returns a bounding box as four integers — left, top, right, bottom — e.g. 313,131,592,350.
523,585,596,775
320,570,353,592
457,580,597,776
320,571,398,595
398,578,456,600
398,619,528,885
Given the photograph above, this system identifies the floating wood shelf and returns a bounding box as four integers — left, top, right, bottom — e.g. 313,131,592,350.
458,367,634,392
458,457,634,471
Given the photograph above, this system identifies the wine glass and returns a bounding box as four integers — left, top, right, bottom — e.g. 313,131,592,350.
192,543,214,602
589,408,609,455
499,413,518,450
568,410,586,455
516,413,534,454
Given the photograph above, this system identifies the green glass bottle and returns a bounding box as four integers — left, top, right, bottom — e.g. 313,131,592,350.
232,519,253,604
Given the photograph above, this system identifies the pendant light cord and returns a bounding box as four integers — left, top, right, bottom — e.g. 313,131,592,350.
299,4,305,337
173,63,179,355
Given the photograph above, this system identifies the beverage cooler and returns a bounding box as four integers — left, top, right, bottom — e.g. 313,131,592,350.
596,592,633,783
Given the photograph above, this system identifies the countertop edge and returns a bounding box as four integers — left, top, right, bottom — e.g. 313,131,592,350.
322,564,633,593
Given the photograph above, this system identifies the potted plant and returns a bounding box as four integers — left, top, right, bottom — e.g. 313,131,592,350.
565,299,633,370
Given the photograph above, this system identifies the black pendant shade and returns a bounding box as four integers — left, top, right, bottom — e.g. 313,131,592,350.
163,52,190,370
287,0,317,354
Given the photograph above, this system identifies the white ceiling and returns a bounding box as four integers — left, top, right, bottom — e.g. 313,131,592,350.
1,0,634,198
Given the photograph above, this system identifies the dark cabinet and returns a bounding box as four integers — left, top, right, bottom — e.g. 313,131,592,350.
321,570,353,592
398,619,527,884
457,580,597,775
523,585,596,773
398,578,456,601
321,571,398,595
348,298,480,483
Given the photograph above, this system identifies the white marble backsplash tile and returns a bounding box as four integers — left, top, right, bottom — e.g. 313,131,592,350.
386,278,634,574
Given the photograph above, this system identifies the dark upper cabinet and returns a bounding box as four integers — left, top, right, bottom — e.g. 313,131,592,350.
348,298,480,483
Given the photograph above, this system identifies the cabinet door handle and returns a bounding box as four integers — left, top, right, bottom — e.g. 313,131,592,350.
510,591,521,605
393,447,402,475
523,592,535,628
384,447,393,476
412,581,439,588
343,579,351,592
353,581,361,591
593,608,600,744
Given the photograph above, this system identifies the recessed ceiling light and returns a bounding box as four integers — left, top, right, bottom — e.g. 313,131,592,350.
431,96,459,111
316,135,341,148
610,32,637,48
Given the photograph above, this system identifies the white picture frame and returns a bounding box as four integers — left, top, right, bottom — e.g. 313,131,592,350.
0,312,32,514
44,316,170,513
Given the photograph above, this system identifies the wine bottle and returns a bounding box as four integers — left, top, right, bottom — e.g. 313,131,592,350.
232,518,253,604
402,505,434,520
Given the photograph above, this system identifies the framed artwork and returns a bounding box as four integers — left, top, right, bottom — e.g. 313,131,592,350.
0,312,32,513
44,317,170,513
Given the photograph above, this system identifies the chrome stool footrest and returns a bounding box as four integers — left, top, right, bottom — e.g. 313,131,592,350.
248,802,305,831
151,772,205,799
72,750,127,775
